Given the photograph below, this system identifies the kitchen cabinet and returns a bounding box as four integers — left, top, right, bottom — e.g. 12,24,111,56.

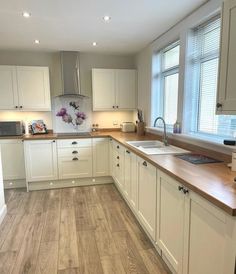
124,148,137,210
217,0,236,114
0,66,18,109
156,171,186,274
92,68,137,111
92,138,109,177
24,140,58,184
0,65,51,111
137,157,156,240
57,139,92,179
0,140,25,181
183,191,235,274
109,138,114,177
112,141,125,191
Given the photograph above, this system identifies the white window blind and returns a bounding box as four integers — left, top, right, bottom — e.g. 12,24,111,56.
188,16,236,139
152,41,180,127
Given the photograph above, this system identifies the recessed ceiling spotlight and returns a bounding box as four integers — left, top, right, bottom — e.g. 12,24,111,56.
92,42,97,46
34,39,40,44
22,12,31,18
103,15,111,22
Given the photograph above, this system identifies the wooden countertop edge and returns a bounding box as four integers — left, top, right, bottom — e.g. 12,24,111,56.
1,131,236,216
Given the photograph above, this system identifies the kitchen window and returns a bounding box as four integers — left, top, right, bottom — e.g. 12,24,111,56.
152,41,180,128
185,16,236,140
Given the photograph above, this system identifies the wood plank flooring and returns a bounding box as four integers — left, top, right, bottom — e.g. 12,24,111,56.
0,185,171,274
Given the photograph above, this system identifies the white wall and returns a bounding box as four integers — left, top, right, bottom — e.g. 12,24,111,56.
0,148,6,224
0,50,136,129
135,0,222,128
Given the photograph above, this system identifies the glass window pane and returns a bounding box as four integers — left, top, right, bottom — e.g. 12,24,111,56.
163,45,180,70
164,73,179,125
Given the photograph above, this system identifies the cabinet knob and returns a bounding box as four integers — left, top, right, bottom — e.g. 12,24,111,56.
142,161,147,167
126,150,130,154
178,186,184,192
117,145,119,149
116,106,119,108
216,103,222,110
19,106,23,109
15,106,18,109
72,150,78,154
72,157,78,161
183,188,189,194
117,156,120,159
52,140,56,143
112,106,115,109
117,163,120,167
72,141,78,145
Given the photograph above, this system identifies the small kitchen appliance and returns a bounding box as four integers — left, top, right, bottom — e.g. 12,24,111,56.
0,121,24,136
121,122,135,133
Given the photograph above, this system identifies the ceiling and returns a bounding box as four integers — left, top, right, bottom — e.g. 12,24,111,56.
0,0,207,54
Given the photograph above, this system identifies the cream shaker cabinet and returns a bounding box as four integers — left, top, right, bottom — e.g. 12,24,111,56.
217,0,236,114
137,157,157,240
156,171,186,274
92,138,109,177
0,65,51,111
92,68,137,111
0,140,25,181
24,140,58,183
0,66,18,109
57,139,92,179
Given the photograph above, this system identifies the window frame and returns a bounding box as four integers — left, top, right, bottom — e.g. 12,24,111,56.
152,40,180,129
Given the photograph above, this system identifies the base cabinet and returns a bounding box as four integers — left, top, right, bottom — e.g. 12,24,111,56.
184,192,235,274
156,171,186,274
92,138,109,177
137,157,156,240
112,141,125,190
24,140,58,183
0,140,25,181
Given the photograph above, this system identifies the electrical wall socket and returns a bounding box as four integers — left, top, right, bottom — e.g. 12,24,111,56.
113,121,118,126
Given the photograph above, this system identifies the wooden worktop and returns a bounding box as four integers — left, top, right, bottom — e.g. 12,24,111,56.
1,131,236,216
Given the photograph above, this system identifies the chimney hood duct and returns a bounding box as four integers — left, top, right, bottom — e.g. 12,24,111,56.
58,51,88,98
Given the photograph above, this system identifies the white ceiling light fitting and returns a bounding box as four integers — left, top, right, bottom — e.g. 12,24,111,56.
103,15,111,22
22,12,31,18
34,39,40,44
92,42,97,46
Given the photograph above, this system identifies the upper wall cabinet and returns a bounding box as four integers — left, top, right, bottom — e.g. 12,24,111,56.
0,65,51,111
217,0,236,114
92,68,137,111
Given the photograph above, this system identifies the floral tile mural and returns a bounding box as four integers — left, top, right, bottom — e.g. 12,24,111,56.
52,96,92,133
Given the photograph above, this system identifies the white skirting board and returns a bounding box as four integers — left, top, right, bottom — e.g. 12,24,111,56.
0,204,7,225
28,176,114,191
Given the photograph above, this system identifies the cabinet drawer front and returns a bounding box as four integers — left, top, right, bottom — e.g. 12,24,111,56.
58,147,92,158
57,138,92,148
58,156,92,179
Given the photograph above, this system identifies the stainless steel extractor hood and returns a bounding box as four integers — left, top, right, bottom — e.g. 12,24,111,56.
58,51,88,98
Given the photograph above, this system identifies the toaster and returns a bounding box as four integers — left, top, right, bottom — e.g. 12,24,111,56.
121,122,135,133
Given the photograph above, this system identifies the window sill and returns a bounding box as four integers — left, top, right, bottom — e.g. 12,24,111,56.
147,127,236,156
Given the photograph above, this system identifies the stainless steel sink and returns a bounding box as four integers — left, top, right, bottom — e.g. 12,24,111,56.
126,140,190,155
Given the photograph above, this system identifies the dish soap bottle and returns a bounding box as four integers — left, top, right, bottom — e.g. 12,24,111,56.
173,121,181,134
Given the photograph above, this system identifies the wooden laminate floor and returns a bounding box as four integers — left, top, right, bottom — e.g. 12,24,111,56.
0,184,170,274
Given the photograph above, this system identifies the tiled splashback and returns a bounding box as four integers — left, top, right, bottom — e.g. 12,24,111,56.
52,96,92,133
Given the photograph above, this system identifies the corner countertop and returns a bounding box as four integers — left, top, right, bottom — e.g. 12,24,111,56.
1,131,236,216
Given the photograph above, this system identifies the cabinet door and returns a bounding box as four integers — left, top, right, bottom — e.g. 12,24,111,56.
0,66,18,109
184,192,233,274
0,140,25,180
137,158,156,239
217,0,236,114
124,149,132,199
156,171,185,273
92,138,109,177
24,140,58,182
92,69,116,110
17,66,51,111
109,139,114,177
116,69,137,110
